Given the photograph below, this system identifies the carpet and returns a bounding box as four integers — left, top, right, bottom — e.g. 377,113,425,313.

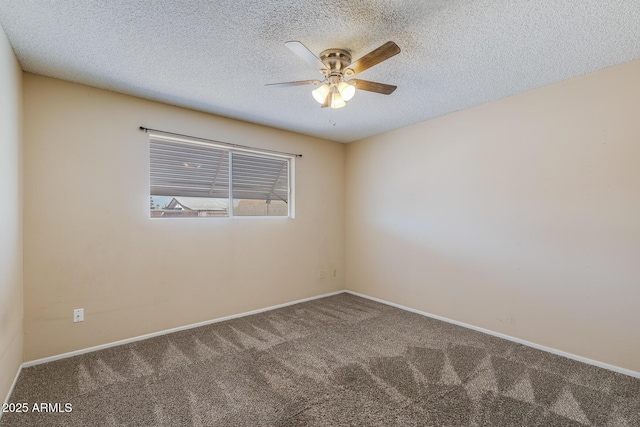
1,293,639,426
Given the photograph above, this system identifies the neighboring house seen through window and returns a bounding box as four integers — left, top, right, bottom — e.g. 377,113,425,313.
149,134,293,218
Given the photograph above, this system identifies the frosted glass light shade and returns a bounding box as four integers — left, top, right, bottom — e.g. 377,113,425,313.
330,92,346,109
312,84,330,104
338,82,356,101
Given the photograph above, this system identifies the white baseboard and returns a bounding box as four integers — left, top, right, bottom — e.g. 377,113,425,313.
346,290,640,379
1,364,23,422
22,290,345,368
17,288,640,380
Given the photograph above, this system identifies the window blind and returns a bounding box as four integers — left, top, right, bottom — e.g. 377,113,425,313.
149,134,292,217
150,137,230,198
231,152,289,203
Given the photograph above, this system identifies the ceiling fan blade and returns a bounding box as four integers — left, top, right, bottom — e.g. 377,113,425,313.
285,41,327,74
350,79,397,95
345,41,400,75
265,80,322,88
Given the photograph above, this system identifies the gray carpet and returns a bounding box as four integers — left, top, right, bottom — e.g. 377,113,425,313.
2,293,639,426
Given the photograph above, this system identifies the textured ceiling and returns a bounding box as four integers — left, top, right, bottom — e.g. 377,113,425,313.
1,1,639,143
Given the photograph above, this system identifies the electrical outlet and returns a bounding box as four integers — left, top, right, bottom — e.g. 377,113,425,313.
319,270,325,279
73,308,84,323
332,269,337,277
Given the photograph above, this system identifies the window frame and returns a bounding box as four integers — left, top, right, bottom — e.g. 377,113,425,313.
149,133,295,219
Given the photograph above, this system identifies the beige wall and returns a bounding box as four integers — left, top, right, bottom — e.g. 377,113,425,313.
0,24,23,402
346,59,640,372
15,51,640,373
23,74,345,361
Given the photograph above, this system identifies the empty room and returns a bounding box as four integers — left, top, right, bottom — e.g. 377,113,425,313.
1,1,639,426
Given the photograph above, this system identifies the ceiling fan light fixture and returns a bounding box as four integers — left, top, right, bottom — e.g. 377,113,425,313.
338,81,356,101
330,91,346,109
312,84,330,104
270,41,400,110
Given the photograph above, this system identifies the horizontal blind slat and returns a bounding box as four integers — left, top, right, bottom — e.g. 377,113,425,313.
150,137,290,212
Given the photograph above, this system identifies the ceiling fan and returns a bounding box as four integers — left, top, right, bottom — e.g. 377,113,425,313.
266,41,401,109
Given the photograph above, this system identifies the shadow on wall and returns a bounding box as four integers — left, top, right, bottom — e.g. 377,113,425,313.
350,204,637,361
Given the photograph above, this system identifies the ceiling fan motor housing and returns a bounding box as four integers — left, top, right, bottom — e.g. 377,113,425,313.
319,49,352,76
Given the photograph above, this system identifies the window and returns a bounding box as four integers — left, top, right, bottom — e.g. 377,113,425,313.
149,134,293,218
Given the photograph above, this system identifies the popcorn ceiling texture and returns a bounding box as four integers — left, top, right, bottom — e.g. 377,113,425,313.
0,0,639,142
